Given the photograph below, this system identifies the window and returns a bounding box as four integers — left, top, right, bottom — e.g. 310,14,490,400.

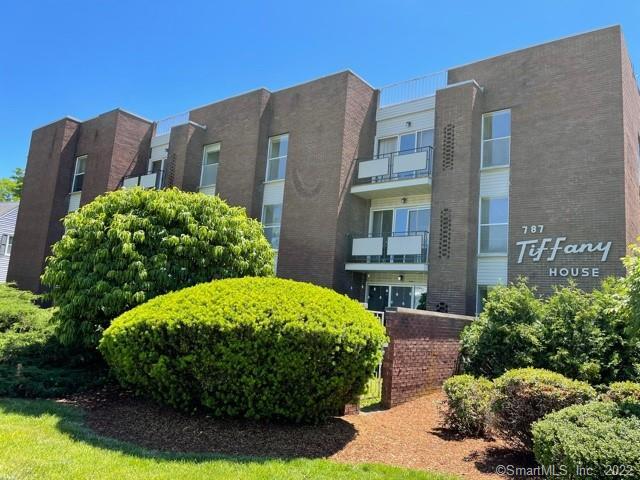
262,204,282,249
71,155,87,193
1,235,12,256
481,110,511,168
200,143,220,187
379,129,434,156
266,134,288,181
479,197,508,254
366,284,427,310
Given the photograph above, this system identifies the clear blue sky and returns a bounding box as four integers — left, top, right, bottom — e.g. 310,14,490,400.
1,0,639,178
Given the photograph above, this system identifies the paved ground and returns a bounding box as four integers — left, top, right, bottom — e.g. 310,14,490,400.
68,389,535,479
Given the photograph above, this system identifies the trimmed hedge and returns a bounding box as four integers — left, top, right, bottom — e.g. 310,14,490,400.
100,277,387,423
42,188,274,348
442,374,493,436
533,402,640,479
604,381,640,413
492,368,596,450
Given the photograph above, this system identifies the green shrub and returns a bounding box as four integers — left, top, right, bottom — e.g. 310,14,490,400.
441,374,493,436
42,188,274,348
460,280,545,378
100,277,387,423
0,285,105,397
604,381,640,406
492,368,596,450
533,402,640,479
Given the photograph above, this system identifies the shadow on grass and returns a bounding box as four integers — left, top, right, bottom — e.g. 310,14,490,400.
0,396,357,462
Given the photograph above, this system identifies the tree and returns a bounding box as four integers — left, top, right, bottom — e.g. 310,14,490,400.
41,188,275,348
0,167,24,201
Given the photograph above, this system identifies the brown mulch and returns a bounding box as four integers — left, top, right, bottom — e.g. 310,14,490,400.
62,388,537,479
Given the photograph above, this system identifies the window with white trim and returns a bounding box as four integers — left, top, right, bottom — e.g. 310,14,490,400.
377,129,434,156
262,203,282,249
266,134,288,181
200,143,220,188
479,197,508,254
6,235,12,255
71,155,87,193
1,234,12,256
481,110,511,168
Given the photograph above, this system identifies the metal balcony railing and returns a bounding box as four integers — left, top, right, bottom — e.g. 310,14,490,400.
378,71,448,107
154,112,190,136
121,170,166,189
348,231,429,264
353,146,433,185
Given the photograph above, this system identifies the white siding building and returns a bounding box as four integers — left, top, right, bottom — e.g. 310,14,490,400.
0,202,19,283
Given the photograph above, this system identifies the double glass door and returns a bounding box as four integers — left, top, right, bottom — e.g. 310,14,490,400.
367,285,427,311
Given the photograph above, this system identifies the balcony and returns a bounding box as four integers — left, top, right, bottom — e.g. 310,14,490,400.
351,147,433,199
378,71,448,107
345,231,429,272
121,170,165,189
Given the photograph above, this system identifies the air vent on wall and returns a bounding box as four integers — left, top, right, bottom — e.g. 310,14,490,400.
438,208,451,259
435,302,449,313
442,124,455,171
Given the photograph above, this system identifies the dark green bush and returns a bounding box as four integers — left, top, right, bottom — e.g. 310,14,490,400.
100,277,387,423
0,285,105,397
533,402,640,479
460,280,545,378
492,368,596,450
441,374,493,436
42,188,274,348
605,382,640,407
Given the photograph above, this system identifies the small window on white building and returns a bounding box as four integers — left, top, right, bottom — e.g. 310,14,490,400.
481,110,511,168
200,143,220,188
0,234,12,256
479,197,508,254
71,155,87,192
262,203,282,249
266,134,288,181
6,235,12,255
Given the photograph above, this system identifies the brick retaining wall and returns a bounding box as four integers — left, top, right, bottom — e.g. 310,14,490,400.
381,308,474,408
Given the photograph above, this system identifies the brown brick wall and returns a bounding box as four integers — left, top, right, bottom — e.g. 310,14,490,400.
427,82,483,314
166,122,206,191
381,308,473,408
7,118,80,292
448,26,628,296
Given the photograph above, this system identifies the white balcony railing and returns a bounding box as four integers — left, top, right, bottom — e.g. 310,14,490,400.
121,170,165,189
378,71,448,107
354,147,433,185
154,112,190,137
349,231,429,264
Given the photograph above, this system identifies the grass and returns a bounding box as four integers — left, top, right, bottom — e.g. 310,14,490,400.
0,398,458,480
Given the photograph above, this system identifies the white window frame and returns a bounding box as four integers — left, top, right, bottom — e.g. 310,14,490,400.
374,128,434,157
200,143,221,188
478,196,509,256
265,134,289,182
261,203,282,250
71,155,87,193
480,109,511,169
368,205,431,236
6,235,12,256
366,283,427,309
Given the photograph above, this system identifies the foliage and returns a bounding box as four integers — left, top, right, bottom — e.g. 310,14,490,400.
623,242,640,335
491,368,596,450
460,280,545,378
604,381,640,413
42,188,274,348
532,402,640,479
100,277,387,423
441,374,493,436
0,284,105,397
461,279,640,384
0,167,24,201
0,399,454,480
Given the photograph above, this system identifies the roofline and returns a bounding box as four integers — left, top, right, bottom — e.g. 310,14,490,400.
32,116,82,131
0,203,19,219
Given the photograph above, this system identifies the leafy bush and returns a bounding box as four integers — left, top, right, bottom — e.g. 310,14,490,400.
100,277,387,423
460,281,545,378
533,402,640,479
42,188,274,348
604,381,640,413
491,368,596,450
0,285,105,397
441,374,493,436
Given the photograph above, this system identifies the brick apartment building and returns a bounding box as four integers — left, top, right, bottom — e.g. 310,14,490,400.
8,26,640,315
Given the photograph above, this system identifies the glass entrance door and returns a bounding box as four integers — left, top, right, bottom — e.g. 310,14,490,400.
367,285,389,312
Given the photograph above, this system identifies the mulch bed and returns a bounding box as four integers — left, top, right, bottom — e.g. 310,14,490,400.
62,388,537,479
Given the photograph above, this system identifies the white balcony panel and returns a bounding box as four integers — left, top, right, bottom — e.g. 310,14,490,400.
392,151,428,174
139,173,158,188
352,237,383,256
345,262,428,272
122,177,138,188
358,158,389,179
68,192,81,212
387,235,422,255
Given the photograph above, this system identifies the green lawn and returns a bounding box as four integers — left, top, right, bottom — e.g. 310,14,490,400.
0,399,457,480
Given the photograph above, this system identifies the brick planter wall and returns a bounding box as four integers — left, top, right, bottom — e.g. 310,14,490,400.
381,308,474,408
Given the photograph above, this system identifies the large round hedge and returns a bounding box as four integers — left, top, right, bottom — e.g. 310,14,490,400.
42,188,274,348
99,277,387,423
533,402,640,478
